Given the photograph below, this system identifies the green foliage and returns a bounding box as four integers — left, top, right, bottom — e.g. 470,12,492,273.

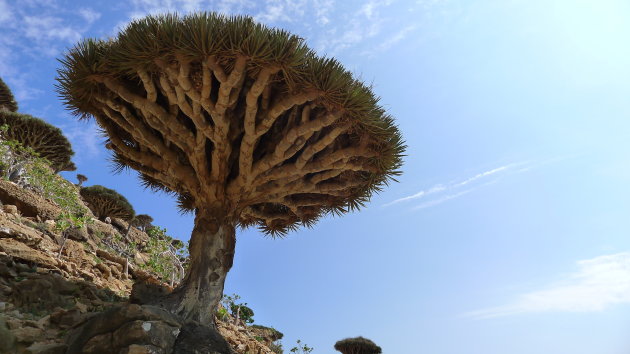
219,293,254,324
55,211,91,233
55,211,92,259
269,341,284,354
230,303,254,324
334,337,382,354
290,340,313,354
80,185,135,221
140,225,185,283
0,111,75,172
0,125,85,215
0,77,18,112
216,306,229,322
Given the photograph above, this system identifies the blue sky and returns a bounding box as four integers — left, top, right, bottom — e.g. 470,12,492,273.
2,0,630,353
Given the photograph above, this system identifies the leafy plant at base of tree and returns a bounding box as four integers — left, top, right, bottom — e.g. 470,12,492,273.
218,293,254,324
141,225,186,285
55,212,92,258
269,341,284,354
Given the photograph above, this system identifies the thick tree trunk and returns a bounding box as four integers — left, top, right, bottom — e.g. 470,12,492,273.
161,210,236,326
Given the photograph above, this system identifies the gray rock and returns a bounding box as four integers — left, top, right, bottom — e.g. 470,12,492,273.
66,226,89,241
25,342,68,354
0,315,17,353
172,323,233,354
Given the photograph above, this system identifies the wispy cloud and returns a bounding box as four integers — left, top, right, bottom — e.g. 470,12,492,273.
61,121,102,162
466,253,630,319
412,189,473,210
384,162,529,208
374,24,418,52
0,1,99,99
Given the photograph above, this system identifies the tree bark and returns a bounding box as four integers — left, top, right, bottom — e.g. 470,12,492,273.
159,210,236,327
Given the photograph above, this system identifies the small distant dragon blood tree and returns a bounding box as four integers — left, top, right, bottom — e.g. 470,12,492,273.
57,13,404,331
80,185,135,221
76,173,88,186
0,77,18,112
0,111,76,172
334,337,382,354
133,213,154,232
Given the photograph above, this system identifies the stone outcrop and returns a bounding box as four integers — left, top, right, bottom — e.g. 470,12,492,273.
0,179,280,353
0,180,64,220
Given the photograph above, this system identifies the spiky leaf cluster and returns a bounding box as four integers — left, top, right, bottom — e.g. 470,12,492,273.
56,13,405,236
80,185,135,221
0,111,76,172
0,77,18,112
334,337,382,354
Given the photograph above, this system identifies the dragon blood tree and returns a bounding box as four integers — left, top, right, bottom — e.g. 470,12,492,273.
57,14,404,326
334,337,382,354
0,77,18,112
80,185,135,221
0,111,76,172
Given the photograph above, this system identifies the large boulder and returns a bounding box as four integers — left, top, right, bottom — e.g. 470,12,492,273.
0,180,63,220
0,238,58,268
66,304,233,354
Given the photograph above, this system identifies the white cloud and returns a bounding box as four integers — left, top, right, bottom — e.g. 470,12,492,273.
78,8,101,24
375,24,418,52
466,253,630,319
384,162,528,208
23,16,82,43
254,0,307,24
0,0,13,24
62,121,102,161
412,189,472,210
382,184,446,207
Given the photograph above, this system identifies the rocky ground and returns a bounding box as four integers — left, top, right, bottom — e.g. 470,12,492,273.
0,180,278,354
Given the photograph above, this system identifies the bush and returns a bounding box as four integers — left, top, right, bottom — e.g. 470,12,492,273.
230,303,254,324
0,111,75,172
80,185,135,221
290,340,313,354
141,226,186,284
334,337,381,354
0,77,17,112
269,341,284,354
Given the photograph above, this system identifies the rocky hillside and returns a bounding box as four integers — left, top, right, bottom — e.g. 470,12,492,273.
0,179,280,353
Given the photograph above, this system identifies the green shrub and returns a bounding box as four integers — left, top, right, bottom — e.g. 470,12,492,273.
290,340,313,354
269,341,284,354
141,225,185,284
229,303,254,324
